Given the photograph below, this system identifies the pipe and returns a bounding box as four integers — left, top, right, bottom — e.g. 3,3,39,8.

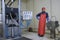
1,0,5,38
18,0,21,36
11,0,13,2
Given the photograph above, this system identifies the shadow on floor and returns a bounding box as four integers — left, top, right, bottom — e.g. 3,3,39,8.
14,37,32,40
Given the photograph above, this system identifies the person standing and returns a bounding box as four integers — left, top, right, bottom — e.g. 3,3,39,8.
36,7,49,37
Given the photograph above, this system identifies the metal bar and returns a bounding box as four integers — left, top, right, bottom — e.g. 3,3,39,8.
9,2,13,7
6,0,11,5
18,0,21,36
1,0,5,38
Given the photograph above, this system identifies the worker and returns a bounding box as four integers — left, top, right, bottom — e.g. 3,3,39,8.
36,7,49,37
36,7,49,21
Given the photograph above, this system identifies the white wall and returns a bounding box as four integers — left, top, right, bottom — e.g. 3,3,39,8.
26,0,34,11
52,0,60,24
21,0,27,10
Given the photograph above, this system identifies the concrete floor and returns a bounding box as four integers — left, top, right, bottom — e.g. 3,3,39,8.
22,32,57,40
0,32,60,40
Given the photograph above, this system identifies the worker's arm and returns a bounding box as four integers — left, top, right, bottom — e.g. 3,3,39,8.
46,13,49,22
36,13,41,20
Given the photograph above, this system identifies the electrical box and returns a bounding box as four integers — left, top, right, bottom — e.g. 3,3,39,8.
23,11,33,20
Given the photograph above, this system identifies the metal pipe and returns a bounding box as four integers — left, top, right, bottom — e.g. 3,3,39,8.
18,0,21,36
11,0,13,2
1,0,5,38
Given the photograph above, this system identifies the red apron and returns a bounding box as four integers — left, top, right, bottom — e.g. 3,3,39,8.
38,13,46,36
